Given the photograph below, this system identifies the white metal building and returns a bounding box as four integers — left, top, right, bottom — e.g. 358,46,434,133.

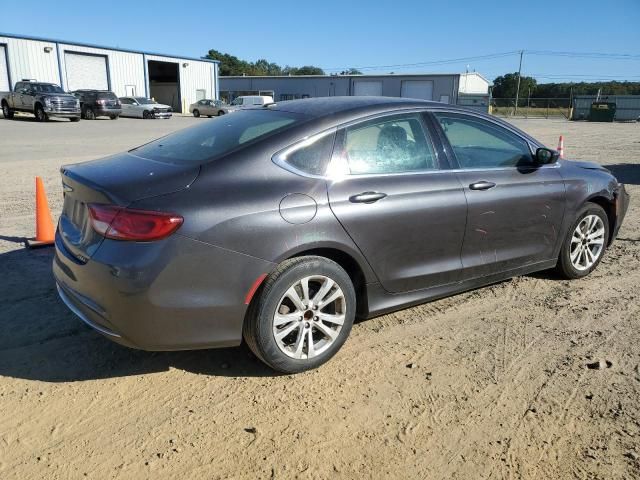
220,72,490,104
0,32,219,113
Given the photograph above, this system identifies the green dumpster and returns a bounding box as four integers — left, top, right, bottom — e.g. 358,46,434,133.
589,102,616,122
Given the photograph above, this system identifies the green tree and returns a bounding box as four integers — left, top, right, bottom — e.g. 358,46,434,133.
285,65,325,76
339,68,363,75
492,73,537,98
206,49,325,77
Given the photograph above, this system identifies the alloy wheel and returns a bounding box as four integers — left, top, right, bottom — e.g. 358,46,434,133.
570,214,605,271
272,275,346,359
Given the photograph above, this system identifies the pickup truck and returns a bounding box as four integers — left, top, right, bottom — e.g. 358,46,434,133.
1,81,81,122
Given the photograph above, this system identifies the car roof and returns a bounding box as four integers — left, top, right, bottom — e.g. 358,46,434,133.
269,96,460,118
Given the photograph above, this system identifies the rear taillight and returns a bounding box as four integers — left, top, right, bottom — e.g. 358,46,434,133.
88,204,183,241
95,99,106,105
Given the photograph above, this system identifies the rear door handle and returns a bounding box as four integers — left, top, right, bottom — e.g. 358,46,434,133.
469,181,496,191
349,191,387,203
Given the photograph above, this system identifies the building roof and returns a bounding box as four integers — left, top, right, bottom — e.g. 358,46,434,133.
0,31,219,64
221,73,487,79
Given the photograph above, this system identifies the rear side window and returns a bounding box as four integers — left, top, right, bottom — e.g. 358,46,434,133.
342,114,437,174
434,113,533,168
132,110,303,164
276,131,336,176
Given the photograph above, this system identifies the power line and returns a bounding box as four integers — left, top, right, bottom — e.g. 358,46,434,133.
323,51,520,72
527,50,640,60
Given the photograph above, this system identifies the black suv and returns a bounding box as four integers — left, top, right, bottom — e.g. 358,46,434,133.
72,90,122,120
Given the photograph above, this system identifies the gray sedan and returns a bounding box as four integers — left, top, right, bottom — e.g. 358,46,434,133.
53,97,629,373
189,99,226,117
119,96,172,119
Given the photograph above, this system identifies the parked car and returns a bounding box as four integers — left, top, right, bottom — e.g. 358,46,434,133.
189,99,226,117
1,81,80,121
72,90,122,120
220,95,274,114
119,96,172,119
53,97,628,374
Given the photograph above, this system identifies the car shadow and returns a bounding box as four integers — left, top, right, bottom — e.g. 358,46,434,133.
0,246,279,383
606,163,640,186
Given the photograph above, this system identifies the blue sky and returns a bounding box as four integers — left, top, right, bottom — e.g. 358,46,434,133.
5,0,640,83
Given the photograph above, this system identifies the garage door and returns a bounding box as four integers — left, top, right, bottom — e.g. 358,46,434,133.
401,80,434,100
353,80,382,96
0,45,9,92
65,52,108,91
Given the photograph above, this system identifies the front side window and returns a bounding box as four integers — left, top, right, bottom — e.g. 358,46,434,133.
132,109,303,165
341,114,437,175
135,97,156,105
434,113,533,169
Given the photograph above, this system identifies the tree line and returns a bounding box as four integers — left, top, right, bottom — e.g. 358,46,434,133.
206,49,362,77
491,72,640,98
205,50,639,96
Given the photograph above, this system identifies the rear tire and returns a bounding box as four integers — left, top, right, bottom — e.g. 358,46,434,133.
110,115,118,120
193,109,200,117
555,202,609,279
84,108,95,120
243,256,356,373
2,102,14,119
34,104,48,122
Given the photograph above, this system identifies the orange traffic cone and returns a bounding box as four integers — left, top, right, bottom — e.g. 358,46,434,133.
557,135,564,159
27,176,55,248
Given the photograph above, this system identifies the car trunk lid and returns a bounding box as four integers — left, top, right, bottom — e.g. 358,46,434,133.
58,152,199,262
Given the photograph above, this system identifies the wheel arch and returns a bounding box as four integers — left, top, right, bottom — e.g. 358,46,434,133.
286,247,370,319
585,194,616,245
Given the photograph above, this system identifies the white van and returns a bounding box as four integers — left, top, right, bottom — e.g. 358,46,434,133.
221,95,274,114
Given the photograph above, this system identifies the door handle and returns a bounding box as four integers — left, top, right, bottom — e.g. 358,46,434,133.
349,191,387,203
469,181,496,191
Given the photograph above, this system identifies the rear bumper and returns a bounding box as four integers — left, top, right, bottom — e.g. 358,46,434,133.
53,230,275,350
95,107,122,117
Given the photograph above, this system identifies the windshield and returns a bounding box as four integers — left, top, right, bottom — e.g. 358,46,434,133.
132,110,304,165
33,84,65,94
135,97,157,104
231,98,243,106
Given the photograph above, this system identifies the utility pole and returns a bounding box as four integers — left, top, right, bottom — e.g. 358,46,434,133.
514,50,524,115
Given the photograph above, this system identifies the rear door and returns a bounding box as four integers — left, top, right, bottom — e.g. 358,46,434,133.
327,112,467,293
431,111,566,279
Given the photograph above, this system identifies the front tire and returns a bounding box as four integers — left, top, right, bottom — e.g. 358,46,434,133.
35,104,48,122
143,110,151,119
69,117,80,122
555,202,609,279
2,102,14,119
243,256,356,373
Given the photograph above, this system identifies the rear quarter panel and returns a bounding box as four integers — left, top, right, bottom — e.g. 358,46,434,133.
129,137,379,285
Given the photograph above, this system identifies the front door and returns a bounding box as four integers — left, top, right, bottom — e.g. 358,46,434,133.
431,111,566,279
327,112,467,293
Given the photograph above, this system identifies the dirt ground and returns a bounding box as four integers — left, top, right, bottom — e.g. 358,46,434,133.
0,114,639,480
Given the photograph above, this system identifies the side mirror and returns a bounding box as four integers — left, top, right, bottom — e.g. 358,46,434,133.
536,147,559,165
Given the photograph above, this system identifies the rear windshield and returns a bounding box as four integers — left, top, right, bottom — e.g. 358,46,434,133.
97,92,117,100
132,110,304,164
